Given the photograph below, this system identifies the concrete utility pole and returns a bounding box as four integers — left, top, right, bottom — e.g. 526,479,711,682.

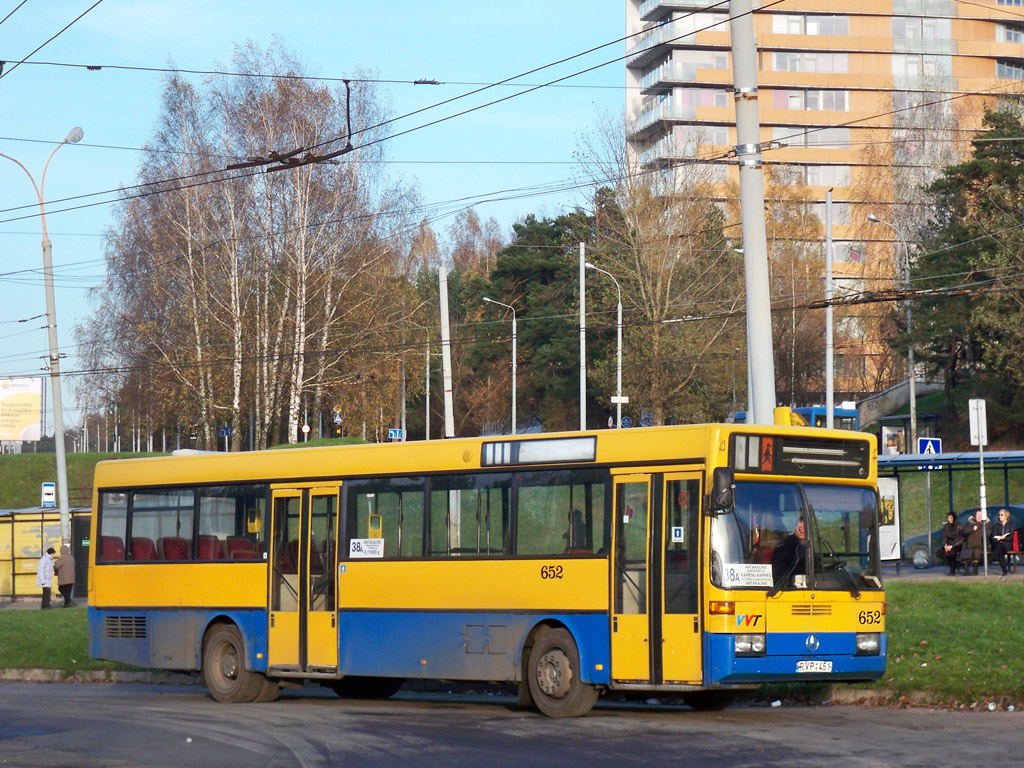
729,0,776,425
438,265,456,438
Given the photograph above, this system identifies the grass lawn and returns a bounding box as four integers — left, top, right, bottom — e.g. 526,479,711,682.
0,607,131,676
2,580,1022,704
879,580,1024,702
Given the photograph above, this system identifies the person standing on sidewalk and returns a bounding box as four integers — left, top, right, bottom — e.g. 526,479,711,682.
54,544,77,607
35,547,55,609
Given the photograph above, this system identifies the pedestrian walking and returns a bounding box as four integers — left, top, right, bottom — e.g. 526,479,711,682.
54,544,77,607
36,547,55,609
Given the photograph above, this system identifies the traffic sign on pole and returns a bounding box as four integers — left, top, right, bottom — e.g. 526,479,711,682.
918,437,941,455
969,398,987,447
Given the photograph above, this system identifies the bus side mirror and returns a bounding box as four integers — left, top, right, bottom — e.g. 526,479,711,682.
711,467,735,513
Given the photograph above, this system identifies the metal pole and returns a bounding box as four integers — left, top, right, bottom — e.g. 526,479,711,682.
729,0,776,424
825,189,834,429
483,297,517,435
868,214,916,447
579,243,586,431
0,127,83,547
425,340,431,441
511,314,517,435
584,263,624,428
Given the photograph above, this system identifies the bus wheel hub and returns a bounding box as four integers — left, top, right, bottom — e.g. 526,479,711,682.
536,649,572,697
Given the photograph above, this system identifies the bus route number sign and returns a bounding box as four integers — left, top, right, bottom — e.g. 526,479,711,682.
349,538,384,558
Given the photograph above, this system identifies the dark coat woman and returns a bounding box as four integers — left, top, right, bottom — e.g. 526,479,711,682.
960,516,987,574
941,513,964,575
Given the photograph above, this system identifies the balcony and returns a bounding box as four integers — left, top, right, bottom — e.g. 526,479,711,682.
628,102,697,138
892,38,956,55
637,135,699,167
627,19,728,68
639,0,729,22
892,0,956,15
640,62,714,91
892,74,956,91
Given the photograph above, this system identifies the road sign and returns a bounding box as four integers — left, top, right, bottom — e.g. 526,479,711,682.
41,482,56,508
388,428,404,440
219,426,232,437
918,437,941,455
610,395,630,404
621,416,632,428
969,398,987,447
333,413,343,425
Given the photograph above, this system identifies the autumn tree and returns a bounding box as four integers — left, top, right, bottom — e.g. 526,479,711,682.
78,41,413,449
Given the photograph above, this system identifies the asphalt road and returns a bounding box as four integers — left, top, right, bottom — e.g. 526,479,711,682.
0,681,1018,768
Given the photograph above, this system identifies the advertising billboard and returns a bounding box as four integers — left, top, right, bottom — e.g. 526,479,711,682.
0,377,42,442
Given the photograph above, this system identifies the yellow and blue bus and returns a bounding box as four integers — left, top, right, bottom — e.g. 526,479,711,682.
88,408,885,717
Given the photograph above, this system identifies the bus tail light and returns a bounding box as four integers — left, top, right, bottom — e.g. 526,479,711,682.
709,601,735,615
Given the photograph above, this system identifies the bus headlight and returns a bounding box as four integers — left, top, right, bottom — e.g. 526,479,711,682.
734,634,766,656
855,633,881,655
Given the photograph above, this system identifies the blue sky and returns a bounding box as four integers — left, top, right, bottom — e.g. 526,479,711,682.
0,1,625,425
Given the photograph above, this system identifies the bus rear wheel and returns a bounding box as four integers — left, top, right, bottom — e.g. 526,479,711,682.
202,624,265,703
527,628,598,718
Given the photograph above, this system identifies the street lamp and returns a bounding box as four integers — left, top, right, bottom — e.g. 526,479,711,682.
0,127,83,547
482,297,517,435
868,213,917,449
584,262,624,429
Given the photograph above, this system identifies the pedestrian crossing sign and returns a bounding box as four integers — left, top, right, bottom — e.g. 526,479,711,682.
918,437,941,455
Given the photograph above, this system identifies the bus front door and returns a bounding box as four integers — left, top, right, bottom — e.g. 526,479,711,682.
611,472,703,686
268,486,340,673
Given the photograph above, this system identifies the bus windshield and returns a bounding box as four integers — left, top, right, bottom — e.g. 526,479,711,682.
710,481,881,592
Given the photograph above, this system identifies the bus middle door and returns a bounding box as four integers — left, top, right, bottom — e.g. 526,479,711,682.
611,471,703,686
611,474,651,682
268,486,340,674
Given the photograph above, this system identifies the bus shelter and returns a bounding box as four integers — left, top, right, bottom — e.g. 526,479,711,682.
877,450,1024,567
0,507,91,600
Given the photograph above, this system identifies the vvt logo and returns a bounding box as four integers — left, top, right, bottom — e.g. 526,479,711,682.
736,614,761,627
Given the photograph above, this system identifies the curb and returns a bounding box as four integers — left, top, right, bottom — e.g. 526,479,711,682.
0,669,199,685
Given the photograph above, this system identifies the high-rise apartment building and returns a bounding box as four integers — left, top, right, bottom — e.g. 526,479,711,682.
626,0,1022,395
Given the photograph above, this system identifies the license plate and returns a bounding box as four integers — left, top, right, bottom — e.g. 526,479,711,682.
797,660,832,673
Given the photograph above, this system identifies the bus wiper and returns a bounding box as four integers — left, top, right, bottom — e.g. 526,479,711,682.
767,545,804,598
819,535,860,598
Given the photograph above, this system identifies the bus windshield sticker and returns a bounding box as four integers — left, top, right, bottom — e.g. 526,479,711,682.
723,563,773,588
349,538,384,558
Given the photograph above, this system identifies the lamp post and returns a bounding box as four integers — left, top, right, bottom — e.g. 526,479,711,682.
868,213,917,449
483,297,517,435
585,262,624,429
0,127,83,547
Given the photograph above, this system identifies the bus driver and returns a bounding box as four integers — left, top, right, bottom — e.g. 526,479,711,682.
770,517,806,584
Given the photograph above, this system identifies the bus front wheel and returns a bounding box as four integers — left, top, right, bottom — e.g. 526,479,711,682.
527,628,598,718
202,624,266,703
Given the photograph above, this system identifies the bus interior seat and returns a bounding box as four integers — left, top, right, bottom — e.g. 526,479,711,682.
231,549,261,560
158,536,192,561
225,536,258,558
100,535,125,562
753,544,775,564
280,540,299,573
130,537,159,561
666,551,687,570
197,535,226,560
